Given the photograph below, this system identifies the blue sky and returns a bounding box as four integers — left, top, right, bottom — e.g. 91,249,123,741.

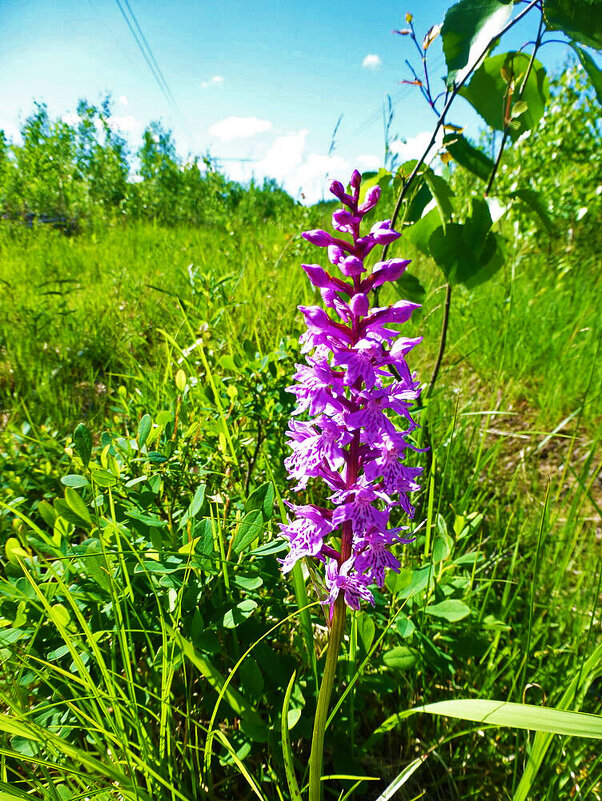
0,0,573,202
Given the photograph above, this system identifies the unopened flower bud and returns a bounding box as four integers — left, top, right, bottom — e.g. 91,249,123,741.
303,229,333,247
349,293,369,317
359,185,381,214
339,255,365,277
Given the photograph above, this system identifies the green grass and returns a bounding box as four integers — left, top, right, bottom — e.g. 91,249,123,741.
0,210,600,800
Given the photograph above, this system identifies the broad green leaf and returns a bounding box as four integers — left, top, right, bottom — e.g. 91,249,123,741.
396,272,426,305
432,531,453,563
245,482,275,519
399,565,434,599
90,466,118,488
428,220,504,288
571,43,602,104
543,0,602,49
233,574,263,591
442,0,513,85
60,474,90,489
510,188,554,230
357,611,376,653
64,487,93,528
404,208,443,258
383,646,417,671
443,131,495,181
423,171,454,227
179,484,207,529
395,615,416,639
5,537,31,563
460,52,550,141
425,599,471,622
233,510,263,554
223,599,258,629
137,413,152,448
73,422,92,467
401,180,432,225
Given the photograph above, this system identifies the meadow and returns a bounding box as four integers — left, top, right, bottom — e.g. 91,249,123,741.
0,29,601,801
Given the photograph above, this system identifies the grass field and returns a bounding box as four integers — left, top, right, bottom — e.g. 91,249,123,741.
0,194,600,800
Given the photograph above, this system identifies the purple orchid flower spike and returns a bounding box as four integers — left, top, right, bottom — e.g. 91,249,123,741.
282,171,424,618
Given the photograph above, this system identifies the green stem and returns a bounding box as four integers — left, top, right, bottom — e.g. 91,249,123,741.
308,596,347,801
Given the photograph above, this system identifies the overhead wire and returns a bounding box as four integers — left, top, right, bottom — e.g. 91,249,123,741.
113,0,179,115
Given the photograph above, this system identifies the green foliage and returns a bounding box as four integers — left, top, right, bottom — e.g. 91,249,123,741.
0,5,601,797
0,99,298,229
543,0,602,49
442,0,513,85
460,52,550,141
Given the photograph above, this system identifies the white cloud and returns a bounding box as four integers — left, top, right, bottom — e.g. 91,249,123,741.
201,75,225,89
209,115,272,141
390,129,444,162
63,111,80,126
118,95,129,106
219,129,352,204
109,114,139,134
356,154,382,172
362,54,382,70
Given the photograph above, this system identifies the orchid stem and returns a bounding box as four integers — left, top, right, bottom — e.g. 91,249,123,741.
308,596,347,801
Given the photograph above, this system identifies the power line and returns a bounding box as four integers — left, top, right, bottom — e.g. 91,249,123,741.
114,0,178,114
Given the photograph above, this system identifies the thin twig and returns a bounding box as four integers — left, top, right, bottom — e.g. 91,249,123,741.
383,0,542,260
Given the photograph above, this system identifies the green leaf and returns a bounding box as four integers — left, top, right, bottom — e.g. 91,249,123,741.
245,482,275,519
402,180,432,225
90,466,118,488
425,599,471,622
233,510,263,554
442,0,513,85
73,423,92,467
4,537,30,563
423,171,454,227
396,272,426,305
223,599,258,629
420,699,602,738
60,474,90,489
428,202,504,288
443,132,495,181
544,0,602,49
460,52,550,141
281,672,303,801
510,188,554,231
383,646,417,671
404,208,443,258
357,611,376,654
372,757,427,801
233,574,263,591
432,531,453,563
395,615,416,639
179,484,207,529
571,43,602,104
64,487,93,528
137,413,152,448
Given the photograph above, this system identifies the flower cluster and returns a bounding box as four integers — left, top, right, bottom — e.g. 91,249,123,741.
281,170,424,620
